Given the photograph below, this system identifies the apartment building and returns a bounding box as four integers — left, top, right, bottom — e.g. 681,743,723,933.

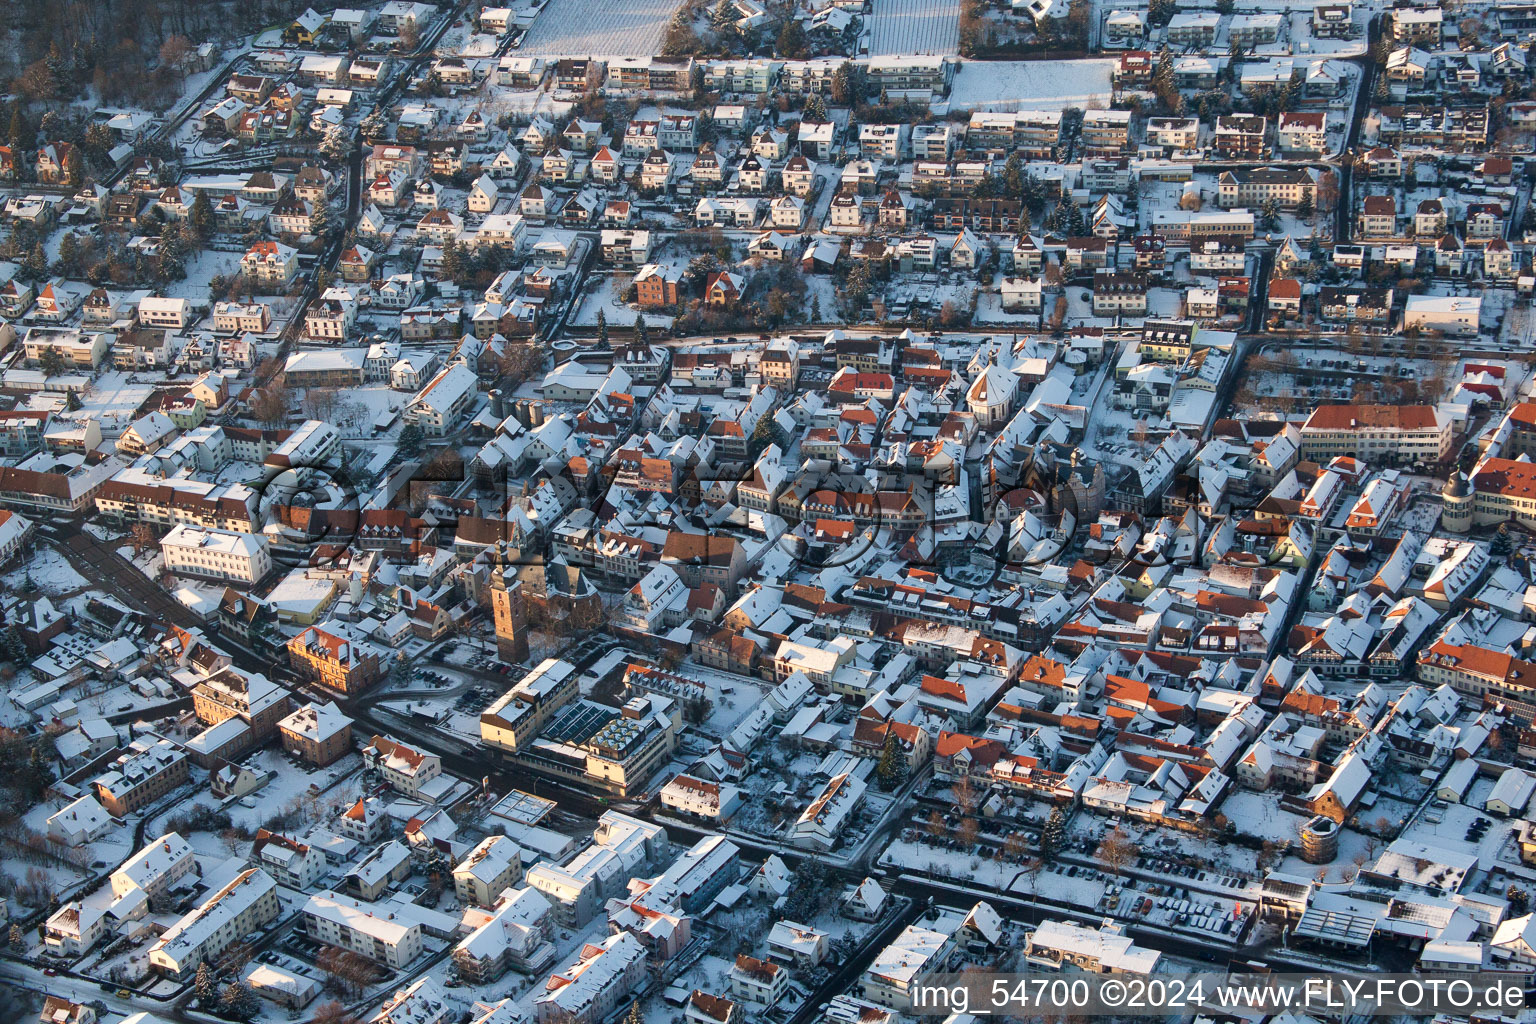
1277,111,1328,152
1079,109,1132,157
251,830,328,889
1146,116,1200,150
729,954,789,1008
302,890,424,968
535,932,648,1024
194,667,290,740
362,735,443,798
92,740,191,816
405,363,478,436
453,835,525,907
480,657,580,753
1298,404,1451,464
160,524,272,584
525,813,666,927
287,623,385,694
1212,115,1267,158
149,869,281,978
278,702,354,766
240,241,300,287
856,924,954,1010
112,833,197,907
23,326,111,369
659,773,743,823
1217,167,1315,209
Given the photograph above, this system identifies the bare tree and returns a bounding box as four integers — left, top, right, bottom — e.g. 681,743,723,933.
954,774,980,816
1095,826,1135,879
302,388,341,422
129,522,158,557
249,379,291,428
158,36,194,77
311,1001,361,1024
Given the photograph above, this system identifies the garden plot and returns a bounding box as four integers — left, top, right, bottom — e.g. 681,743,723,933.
868,0,960,56
516,0,683,57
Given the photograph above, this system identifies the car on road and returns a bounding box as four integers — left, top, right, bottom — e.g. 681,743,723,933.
43,968,57,976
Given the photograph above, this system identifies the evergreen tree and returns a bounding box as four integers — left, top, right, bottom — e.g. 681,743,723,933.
54,233,79,278
440,239,465,282
875,730,907,790
595,308,608,347
20,242,47,283
1003,152,1025,200
810,294,822,321
803,93,827,122
360,110,387,141
219,981,259,1020
1509,885,1530,916
8,105,32,152
8,924,22,950
82,122,113,161
47,43,72,95
25,743,52,796
778,18,808,58
190,191,215,241
195,962,218,1006
624,1001,643,1024
831,61,858,105
397,423,425,459
1259,196,1281,231
633,313,648,346
157,228,189,284
311,199,330,238
320,124,351,164
1,626,26,663
1040,806,1066,860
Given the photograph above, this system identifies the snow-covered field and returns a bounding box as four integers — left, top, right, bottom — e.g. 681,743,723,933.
516,0,682,56
868,0,960,56
948,58,1116,112
6,546,88,594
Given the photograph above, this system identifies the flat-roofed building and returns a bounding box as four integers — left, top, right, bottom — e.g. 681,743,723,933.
1024,919,1161,973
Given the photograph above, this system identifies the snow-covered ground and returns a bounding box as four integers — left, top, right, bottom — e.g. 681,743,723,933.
948,59,1116,112
569,275,675,328
868,0,960,57
5,546,88,594
515,0,683,56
